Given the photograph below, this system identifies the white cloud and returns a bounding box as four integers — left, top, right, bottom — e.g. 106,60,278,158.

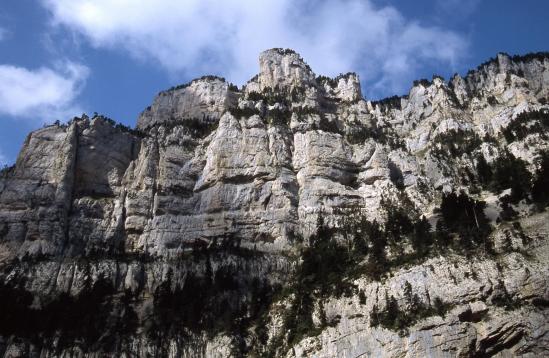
0,61,89,121
41,0,468,97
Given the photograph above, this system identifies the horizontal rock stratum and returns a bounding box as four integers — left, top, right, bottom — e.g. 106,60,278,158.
0,48,548,357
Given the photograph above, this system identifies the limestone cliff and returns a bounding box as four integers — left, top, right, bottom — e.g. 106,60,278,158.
0,48,548,357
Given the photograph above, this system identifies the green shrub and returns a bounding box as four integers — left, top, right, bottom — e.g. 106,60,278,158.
346,122,386,144
370,290,451,334
413,79,432,87
151,258,275,338
183,116,219,137
431,129,482,158
370,95,403,111
0,276,130,350
359,219,388,280
491,150,531,203
411,216,433,255
439,191,492,250
229,106,261,118
299,222,355,297
266,108,292,126
385,205,414,242
499,195,519,221
261,86,290,106
501,109,549,142
358,290,367,305
532,151,549,208
388,161,405,189
476,150,534,204
476,154,493,185
247,91,263,101
315,73,357,89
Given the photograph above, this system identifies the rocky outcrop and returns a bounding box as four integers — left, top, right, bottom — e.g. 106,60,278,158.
257,48,316,91
0,49,548,357
137,76,238,130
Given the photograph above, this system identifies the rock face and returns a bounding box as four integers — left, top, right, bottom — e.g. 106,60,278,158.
258,49,316,90
0,49,548,357
137,76,238,130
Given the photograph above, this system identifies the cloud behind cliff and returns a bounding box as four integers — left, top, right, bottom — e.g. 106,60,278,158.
0,61,88,121
41,0,468,97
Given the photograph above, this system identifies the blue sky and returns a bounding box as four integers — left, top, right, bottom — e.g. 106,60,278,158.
0,0,547,165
